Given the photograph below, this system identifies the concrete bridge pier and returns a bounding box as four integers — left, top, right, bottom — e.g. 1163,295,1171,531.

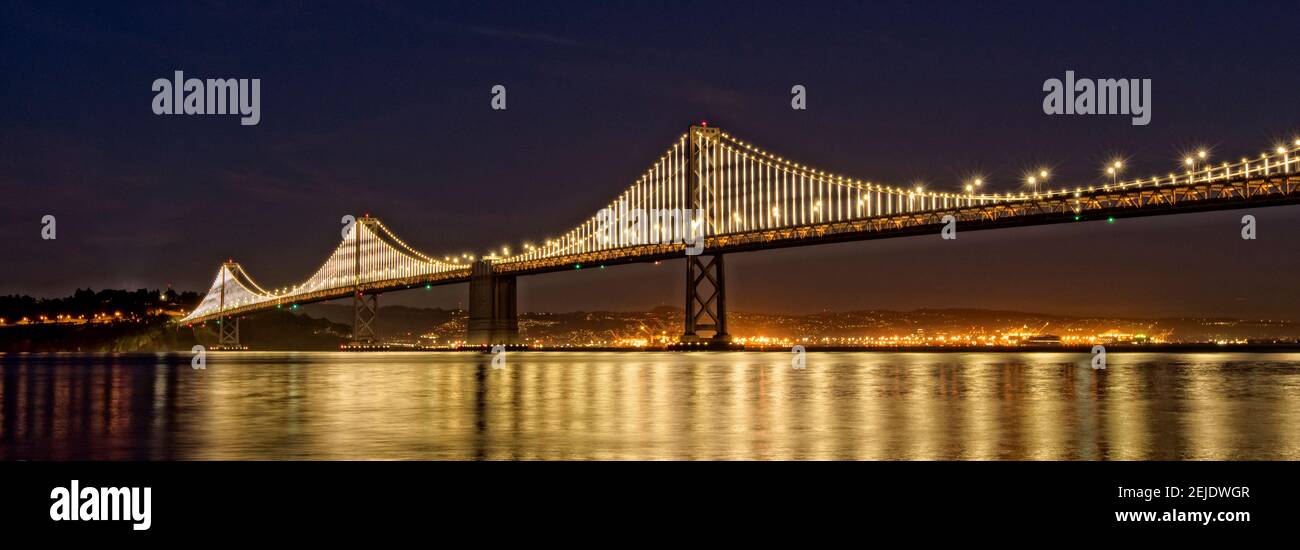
467,259,519,345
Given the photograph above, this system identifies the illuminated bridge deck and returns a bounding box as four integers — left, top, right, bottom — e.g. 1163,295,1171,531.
180,125,1300,326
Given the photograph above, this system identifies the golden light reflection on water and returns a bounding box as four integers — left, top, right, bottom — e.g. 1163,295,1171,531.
2,351,1299,460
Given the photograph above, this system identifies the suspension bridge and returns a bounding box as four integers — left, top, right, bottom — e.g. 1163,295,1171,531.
180,124,1300,348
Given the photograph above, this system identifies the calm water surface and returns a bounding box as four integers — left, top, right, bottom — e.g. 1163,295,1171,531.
2,351,1299,460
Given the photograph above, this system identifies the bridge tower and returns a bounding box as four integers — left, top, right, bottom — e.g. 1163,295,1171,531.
351,217,380,344
217,260,240,348
466,259,519,345
680,124,731,345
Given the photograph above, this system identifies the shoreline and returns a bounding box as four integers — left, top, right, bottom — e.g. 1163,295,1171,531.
6,343,1300,355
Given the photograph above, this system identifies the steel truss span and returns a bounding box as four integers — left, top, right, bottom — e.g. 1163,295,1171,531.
181,125,1300,325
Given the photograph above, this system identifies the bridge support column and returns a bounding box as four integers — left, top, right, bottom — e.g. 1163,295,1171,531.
679,123,729,346
218,315,240,348
352,292,378,343
681,253,730,344
215,260,241,348
467,260,519,345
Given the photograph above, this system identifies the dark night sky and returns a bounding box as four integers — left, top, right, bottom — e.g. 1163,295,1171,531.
3,1,1299,320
